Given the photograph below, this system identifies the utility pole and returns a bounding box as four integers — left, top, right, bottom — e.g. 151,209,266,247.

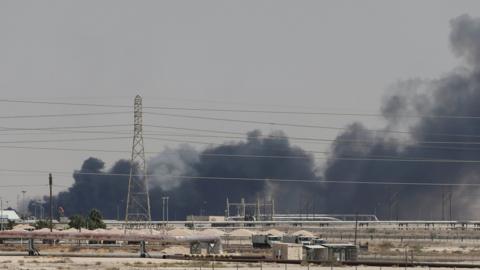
49,173,53,232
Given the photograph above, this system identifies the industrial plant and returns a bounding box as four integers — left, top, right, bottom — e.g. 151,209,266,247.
3,1,480,269
2,94,480,270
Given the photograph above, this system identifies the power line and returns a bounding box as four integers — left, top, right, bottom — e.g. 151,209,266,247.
4,98,480,120
143,125,480,151
3,125,480,151
0,121,480,158
0,145,128,153
145,124,480,144
0,184,47,188
143,111,404,131
4,99,480,139
0,145,421,159
145,124,250,135
144,111,480,139
0,136,130,144
0,99,130,109
4,144,480,164
0,111,131,119
145,134,480,146
0,121,479,162
0,124,131,132
1,125,480,154
0,130,131,137
1,168,480,188
145,106,480,119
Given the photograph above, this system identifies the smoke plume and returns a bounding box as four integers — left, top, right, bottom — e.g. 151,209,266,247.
31,14,480,220
148,144,199,191
39,130,320,219
323,14,480,220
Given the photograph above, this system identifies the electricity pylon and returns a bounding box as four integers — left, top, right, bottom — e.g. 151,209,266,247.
125,95,151,230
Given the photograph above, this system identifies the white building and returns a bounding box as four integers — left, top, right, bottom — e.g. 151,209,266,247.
0,210,21,222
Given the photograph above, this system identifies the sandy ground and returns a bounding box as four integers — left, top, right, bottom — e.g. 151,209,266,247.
0,256,468,270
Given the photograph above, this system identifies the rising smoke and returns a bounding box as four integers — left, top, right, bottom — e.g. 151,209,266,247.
37,130,321,220
31,14,480,220
53,157,131,218
323,14,480,220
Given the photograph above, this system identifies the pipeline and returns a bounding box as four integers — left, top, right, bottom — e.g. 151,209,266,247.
0,230,220,243
169,255,480,268
0,251,478,268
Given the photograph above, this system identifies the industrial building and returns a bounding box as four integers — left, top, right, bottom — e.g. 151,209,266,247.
320,243,357,261
271,242,303,260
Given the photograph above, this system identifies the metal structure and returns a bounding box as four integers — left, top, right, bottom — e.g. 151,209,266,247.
0,230,221,257
125,95,151,229
225,198,275,221
21,190,26,218
162,196,169,224
49,173,53,232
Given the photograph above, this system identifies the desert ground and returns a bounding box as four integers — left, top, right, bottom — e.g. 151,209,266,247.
0,256,466,270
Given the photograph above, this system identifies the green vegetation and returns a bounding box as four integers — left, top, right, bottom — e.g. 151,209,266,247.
68,209,106,230
86,209,106,230
68,214,85,230
33,219,52,230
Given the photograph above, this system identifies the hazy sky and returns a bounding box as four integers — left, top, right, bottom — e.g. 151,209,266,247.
1,0,480,208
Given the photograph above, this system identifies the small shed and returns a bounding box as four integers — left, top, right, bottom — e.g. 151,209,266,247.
272,242,303,260
303,245,328,261
321,243,357,261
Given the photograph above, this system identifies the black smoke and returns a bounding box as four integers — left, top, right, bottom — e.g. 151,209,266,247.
31,14,480,220
171,130,321,217
35,130,321,220
323,14,480,220
55,157,130,219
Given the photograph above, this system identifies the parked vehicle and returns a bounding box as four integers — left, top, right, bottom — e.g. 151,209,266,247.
282,235,314,245
252,234,282,248
311,238,326,245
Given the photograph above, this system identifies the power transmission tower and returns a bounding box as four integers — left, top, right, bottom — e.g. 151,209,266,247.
125,95,151,230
